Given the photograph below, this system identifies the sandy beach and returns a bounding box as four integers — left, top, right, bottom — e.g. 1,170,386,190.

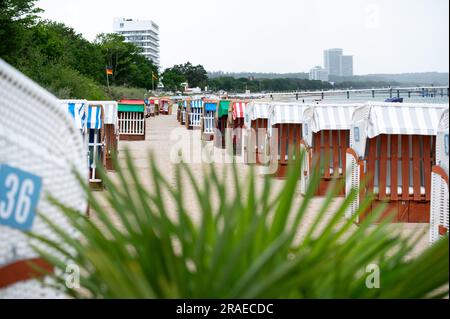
92,110,430,258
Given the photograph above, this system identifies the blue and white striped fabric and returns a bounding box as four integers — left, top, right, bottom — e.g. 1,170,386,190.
61,100,87,130
87,105,102,129
89,101,117,125
190,100,204,109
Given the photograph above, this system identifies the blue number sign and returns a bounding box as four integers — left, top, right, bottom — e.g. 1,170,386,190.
0,164,42,231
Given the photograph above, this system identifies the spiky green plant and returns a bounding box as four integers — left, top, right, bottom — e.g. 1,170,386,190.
29,149,449,298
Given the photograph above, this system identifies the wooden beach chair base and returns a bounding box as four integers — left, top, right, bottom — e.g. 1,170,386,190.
89,180,104,191
105,157,114,171
360,200,430,223
120,134,145,141
315,177,346,196
273,163,288,179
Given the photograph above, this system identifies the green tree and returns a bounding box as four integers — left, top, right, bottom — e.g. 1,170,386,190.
161,67,186,92
0,0,42,63
172,62,208,88
1,1,158,98
95,33,158,89
207,76,334,93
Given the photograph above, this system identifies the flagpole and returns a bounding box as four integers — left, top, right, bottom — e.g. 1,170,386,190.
152,71,155,92
106,65,110,91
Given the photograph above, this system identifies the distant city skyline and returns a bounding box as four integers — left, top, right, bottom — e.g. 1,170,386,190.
36,0,449,74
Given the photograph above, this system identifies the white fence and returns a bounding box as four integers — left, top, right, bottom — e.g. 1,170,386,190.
189,108,202,127
118,112,145,135
87,128,103,183
204,111,215,134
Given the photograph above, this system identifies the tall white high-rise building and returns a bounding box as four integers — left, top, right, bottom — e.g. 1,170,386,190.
323,48,353,77
323,48,343,76
340,55,353,77
113,18,160,67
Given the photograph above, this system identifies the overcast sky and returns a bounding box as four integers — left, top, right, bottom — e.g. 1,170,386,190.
36,0,449,74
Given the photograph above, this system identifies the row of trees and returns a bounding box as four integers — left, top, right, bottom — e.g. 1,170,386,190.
1,0,158,99
161,62,208,92
207,77,334,92
159,65,400,93
160,67,336,93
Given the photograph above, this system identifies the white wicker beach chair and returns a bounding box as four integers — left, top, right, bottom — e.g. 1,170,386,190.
430,109,449,243
0,58,87,298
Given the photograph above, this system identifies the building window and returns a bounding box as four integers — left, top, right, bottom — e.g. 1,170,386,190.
120,23,124,28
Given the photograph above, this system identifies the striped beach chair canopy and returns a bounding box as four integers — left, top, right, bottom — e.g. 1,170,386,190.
305,103,360,132
118,99,145,113
218,100,231,118
267,102,309,131
248,101,272,120
89,101,118,126
244,101,271,129
365,102,447,138
232,101,248,120
119,99,145,106
267,102,310,138
86,104,103,130
351,102,448,158
204,100,218,112
302,103,360,148
190,99,204,109
60,99,88,131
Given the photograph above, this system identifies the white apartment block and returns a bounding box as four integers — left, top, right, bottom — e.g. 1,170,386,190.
113,18,160,67
309,66,329,82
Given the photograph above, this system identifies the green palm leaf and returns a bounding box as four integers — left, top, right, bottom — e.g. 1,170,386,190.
29,148,449,298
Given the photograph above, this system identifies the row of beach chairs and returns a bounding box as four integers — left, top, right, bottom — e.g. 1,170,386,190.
175,96,449,244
